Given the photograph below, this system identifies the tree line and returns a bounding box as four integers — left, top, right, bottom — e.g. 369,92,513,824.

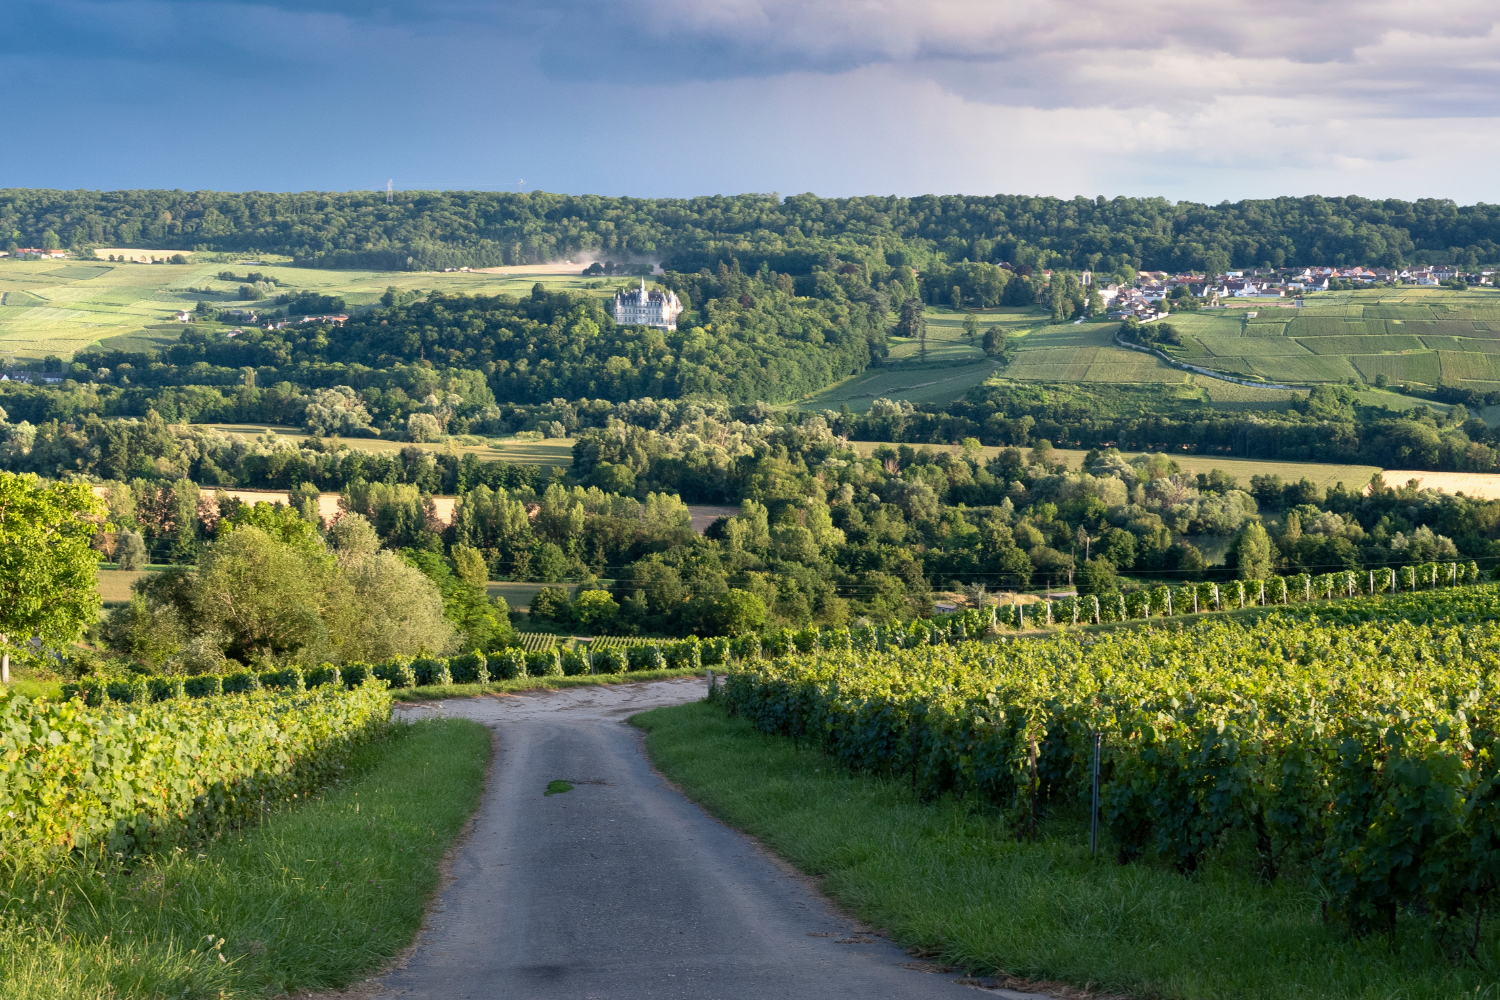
3,187,1497,274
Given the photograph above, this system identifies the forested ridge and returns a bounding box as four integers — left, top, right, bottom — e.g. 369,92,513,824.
4,188,1499,272
61,265,885,406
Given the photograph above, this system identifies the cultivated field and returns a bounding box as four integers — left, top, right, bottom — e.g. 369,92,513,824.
1372,470,1500,499
1001,318,1187,384
1164,288,1500,389
0,258,624,362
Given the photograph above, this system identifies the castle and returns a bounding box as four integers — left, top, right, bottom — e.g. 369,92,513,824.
614,279,683,330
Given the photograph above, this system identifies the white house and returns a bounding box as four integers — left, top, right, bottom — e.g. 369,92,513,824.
614,279,683,330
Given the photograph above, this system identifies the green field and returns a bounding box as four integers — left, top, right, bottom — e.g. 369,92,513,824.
0,258,625,362
1002,319,1187,384
1159,288,1500,388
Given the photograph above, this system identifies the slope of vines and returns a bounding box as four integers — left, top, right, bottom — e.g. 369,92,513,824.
721,598,1500,936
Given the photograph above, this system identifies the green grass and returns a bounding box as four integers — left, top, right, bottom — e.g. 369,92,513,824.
0,717,489,1000
638,700,1499,1000
0,257,621,361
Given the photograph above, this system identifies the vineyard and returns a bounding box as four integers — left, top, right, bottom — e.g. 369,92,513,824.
719,584,1500,936
0,679,389,867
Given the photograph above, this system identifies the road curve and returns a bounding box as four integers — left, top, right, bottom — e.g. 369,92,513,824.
376,679,1030,999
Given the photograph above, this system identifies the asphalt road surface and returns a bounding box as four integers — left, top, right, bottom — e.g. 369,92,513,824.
377,678,1044,999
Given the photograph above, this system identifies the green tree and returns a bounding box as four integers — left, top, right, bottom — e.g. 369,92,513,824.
962,314,979,339
530,586,572,623
982,326,1006,355
194,524,336,663
1231,522,1276,580
572,589,619,630
1076,557,1118,596
451,544,489,587
338,550,455,662
41,229,60,251
116,530,148,571
708,589,768,636
0,473,105,682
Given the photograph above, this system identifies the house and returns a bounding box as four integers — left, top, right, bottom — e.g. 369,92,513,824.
614,279,683,330
174,311,193,322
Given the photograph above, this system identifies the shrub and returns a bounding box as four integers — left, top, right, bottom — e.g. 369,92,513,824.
665,638,701,670
526,648,562,677
372,659,417,690
183,674,224,698
148,676,185,702
491,648,527,680
702,637,729,666
448,652,489,684
627,645,665,672
340,662,371,688
259,667,306,692
305,663,342,688
222,671,262,694
560,648,589,676
593,646,627,675
105,676,151,704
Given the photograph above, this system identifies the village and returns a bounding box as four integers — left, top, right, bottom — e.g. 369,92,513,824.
1097,263,1491,320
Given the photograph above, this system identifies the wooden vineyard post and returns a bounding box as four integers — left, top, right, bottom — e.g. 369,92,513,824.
1213,584,1221,611
1090,731,1102,855
1259,580,1266,606
707,669,714,697
1028,730,1040,839
1369,570,1375,596
1091,595,1101,624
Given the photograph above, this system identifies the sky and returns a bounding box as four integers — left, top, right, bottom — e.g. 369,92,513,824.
7,0,1500,204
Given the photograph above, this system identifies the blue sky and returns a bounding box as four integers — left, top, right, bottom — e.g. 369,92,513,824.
7,0,1500,203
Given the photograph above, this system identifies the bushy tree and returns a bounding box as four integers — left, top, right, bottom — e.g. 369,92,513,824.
0,473,104,682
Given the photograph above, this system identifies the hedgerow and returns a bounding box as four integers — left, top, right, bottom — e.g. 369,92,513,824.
719,592,1500,936
0,680,390,868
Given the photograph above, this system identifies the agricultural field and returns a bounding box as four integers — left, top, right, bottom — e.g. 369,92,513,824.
799,306,1045,411
0,257,624,363
665,590,1500,1000
1374,470,1500,499
1162,287,1500,389
1000,318,1187,385
798,360,1000,412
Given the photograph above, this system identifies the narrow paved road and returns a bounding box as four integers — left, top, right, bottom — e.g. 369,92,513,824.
377,679,1037,999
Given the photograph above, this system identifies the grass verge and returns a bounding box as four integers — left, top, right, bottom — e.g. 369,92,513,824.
388,666,705,701
636,700,1498,1000
0,717,490,1000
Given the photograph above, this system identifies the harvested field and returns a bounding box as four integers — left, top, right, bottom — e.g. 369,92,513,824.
1369,471,1500,499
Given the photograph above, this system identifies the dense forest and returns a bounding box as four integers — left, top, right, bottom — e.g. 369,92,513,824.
4,188,1499,274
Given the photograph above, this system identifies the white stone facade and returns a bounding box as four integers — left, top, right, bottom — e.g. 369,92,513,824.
614,279,683,330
